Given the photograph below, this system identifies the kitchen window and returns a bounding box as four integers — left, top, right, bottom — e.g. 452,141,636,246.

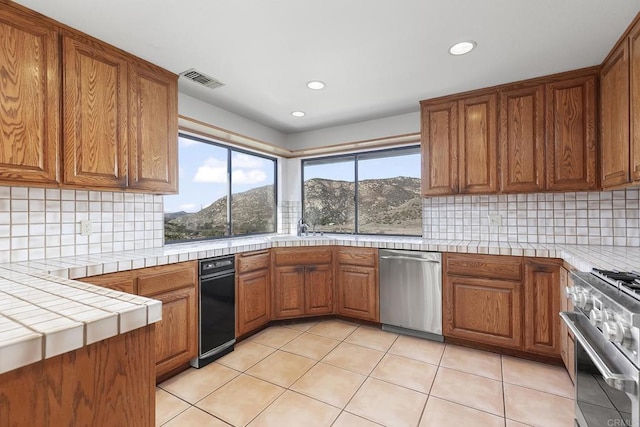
164,134,277,242
302,146,421,236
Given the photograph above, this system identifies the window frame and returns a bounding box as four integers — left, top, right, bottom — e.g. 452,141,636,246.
301,144,421,237
164,132,278,244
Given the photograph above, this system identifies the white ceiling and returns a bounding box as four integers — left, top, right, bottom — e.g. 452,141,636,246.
15,0,640,134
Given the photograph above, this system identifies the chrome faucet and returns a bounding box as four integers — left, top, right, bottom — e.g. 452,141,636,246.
296,218,308,237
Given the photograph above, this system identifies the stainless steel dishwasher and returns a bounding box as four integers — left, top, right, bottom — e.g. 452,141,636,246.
379,249,443,341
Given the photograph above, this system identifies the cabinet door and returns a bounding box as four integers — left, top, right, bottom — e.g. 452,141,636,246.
62,34,128,189
546,74,598,191
458,92,498,194
630,21,640,181
273,266,305,319
236,269,270,336
336,264,378,321
601,42,630,188
420,100,458,195
128,61,178,193
305,264,333,315
499,85,545,192
444,275,522,349
0,8,59,185
153,286,198,378
524,260,561,357
78,271,136,294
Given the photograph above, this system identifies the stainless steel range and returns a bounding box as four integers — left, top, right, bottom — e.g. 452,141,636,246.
562,269,640,427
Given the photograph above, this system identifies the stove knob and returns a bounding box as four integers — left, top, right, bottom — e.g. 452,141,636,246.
565,286,575,298
602,321,629,345
575,290,593,310
602,309,615,323
589,309,603,327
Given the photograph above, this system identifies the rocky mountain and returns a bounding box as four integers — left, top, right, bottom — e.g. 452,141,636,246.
164,177,421,241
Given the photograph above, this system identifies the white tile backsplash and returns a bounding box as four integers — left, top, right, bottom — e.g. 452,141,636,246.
423,188,640,246
0,186,164,263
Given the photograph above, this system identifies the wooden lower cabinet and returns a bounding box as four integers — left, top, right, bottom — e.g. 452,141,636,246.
336,264,378,321
524,259,561,357
236,259,271,337
78,270,136,294
305,264,333,315
273,266,305,318
560,266,576,382
444,276,522,349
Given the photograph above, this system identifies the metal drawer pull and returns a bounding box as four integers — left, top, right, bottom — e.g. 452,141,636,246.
560,311,637,394
380,256,440,263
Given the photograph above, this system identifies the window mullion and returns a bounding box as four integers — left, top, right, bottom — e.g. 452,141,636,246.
354,154,359,234
227,148,232,236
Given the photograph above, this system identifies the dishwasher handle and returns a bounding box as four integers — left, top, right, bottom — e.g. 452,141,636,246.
380,255,440,263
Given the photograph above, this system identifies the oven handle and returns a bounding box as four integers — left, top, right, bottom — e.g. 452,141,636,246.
560,311,638,395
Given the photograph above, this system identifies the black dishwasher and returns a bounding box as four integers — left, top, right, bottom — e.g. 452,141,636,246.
191,255,235,368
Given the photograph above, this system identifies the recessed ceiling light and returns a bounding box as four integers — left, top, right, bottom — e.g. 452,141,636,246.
291,111,306,117
307,80,325,90
449,41,477,56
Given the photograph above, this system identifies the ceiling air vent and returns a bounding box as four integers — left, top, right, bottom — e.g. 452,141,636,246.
180,69,225,90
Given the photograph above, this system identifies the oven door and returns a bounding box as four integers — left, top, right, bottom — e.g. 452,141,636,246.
561,312,639,427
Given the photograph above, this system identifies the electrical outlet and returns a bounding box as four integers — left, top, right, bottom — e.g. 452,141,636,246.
488,214,502,227
80,220,92,236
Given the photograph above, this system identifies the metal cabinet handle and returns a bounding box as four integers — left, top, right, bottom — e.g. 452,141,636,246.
560,311,637,394
380,256,440,263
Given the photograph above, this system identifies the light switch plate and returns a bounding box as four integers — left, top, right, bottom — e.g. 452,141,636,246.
488,214,502,227
80,220,92,236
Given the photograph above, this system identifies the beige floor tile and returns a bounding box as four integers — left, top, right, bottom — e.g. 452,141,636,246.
195,374,284,426
333,412,382,427
502,356,574,398
439,344,502,380
506,419,534,427
247,390,340,427
419,396,504,427
430,367,504,416
246,350,315,387
344,326,398,352
504,383,574,427
307,319,358,340
387,335,445,365
158,363,239,403
216,341,275,372
162,406,229,427
281,332,340,360
370,354,437,393
247,326,301,348
346,377,427,427
156,388,190,427
322,342,384,375
282,320,319,332
291,362,366,408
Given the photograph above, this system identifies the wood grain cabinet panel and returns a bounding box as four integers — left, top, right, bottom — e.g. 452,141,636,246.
236,251,271,337
458,92,498,194
546,73,598,191
444,275,522,349
79,271,136,294
273,266,305,319
305,264,333,315
601,41,630,188
445,253,522,281
128,61,178,193
0,8,59,186
499,85,545,192
420,100,458,196
524,259,561,357
62,34,129,189
631,20,640,182
336,264,378,321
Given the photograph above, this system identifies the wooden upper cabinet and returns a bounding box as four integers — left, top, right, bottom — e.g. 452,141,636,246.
0,8,59,186
62,34,128,189
601,41,630,188
458,92,498,194
499,85,545,192
545,73,598,191
421,100,458,196
630,20,640,181
128,61,178,193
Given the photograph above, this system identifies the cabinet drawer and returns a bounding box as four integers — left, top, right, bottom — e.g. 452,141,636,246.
446,253,522,281
274,247,332,266
336,247,377,267
79,271,135,294
236,250,270,274
137,262,197,297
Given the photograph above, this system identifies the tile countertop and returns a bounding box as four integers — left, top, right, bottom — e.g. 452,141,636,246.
1,233,640,375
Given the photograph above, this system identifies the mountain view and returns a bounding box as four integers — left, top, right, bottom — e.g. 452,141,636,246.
164,176,422,241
